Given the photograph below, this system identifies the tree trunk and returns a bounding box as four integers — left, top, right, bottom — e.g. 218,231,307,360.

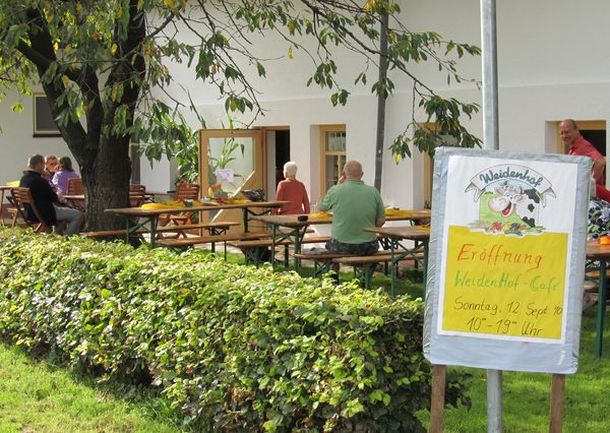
19,2,145,232
373,12,389,192
81,136,132,231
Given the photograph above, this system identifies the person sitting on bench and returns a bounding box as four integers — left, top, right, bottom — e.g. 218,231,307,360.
274,161,310,215
320,160,385,256
20,154,84,236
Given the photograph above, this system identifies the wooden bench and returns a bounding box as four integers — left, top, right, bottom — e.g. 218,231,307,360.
81,229,145,243
333,254,394,288
229,236,331,267
155,221,239,238
294,250,394,288
156,231,272,259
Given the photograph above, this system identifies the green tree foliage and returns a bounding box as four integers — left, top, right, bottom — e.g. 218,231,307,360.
0,0,480,228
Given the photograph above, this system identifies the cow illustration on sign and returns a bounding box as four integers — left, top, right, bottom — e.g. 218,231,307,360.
465,164,556,236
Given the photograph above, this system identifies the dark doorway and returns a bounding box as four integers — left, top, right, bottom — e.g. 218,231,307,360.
275,130,290,188
581,129,606,156
581,128,606,180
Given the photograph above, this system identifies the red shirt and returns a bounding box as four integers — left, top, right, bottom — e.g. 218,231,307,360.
570,136,605,186
569,135,610,201
274,179,310,215
569,136,603,160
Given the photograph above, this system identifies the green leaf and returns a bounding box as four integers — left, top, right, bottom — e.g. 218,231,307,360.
344,398,365,416
256,61,266,77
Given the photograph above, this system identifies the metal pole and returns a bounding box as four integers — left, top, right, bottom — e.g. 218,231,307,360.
481,0,502,432
481,0,499,151
486,370,503,433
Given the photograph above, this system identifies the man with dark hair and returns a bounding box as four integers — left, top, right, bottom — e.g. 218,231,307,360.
19,154,83,235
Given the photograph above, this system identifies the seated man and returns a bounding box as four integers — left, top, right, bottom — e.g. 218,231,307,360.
320,160,385,256
561,119,610,201
19,154,83,236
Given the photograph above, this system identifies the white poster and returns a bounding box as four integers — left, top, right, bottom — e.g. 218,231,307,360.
423,148,591,374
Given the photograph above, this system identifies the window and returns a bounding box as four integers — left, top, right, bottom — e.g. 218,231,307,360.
33,93,61,137
320,125,346,195
421,123,457,207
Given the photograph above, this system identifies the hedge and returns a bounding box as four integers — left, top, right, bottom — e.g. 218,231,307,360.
0,229,469,432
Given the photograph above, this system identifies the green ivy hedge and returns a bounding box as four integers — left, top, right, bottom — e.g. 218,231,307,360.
0,229,469,432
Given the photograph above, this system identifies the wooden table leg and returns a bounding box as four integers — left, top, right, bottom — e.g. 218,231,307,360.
270,225,277,268
0,188,6,227
596,260,607,357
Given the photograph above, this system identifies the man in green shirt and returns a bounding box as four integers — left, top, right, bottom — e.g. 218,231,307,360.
320,160,385,255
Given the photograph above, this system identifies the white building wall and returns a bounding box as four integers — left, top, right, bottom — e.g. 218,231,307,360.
140,157,173,193
0,92,76,185
3,0,610,206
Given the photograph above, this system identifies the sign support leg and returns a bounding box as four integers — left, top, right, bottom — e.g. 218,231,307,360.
429,364,446,433
549,374,565,433
487,369,503,433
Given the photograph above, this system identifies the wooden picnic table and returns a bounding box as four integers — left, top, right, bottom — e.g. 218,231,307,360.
63,193,155,200
251,209,431,270
106,200,288,247
585,240,610,358
250,214,330,268
364,225,431,295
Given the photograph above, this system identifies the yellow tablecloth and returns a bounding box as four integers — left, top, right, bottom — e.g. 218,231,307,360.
140,197,251,209
308,211,332,219
140,200,204,210
384,208,415,217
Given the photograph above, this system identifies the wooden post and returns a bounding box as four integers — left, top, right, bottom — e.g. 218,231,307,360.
429,365,446,433
549,374,565,433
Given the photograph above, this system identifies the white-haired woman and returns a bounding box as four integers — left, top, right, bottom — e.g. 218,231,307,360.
274,161,310,215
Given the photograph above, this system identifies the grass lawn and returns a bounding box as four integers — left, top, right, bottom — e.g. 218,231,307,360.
426,309,610,433
0,344,184,433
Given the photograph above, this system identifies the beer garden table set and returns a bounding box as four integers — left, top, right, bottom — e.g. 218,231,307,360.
251,208,431,275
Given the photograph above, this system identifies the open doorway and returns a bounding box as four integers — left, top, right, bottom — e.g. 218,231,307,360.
265,128,291,199
274,130,291,189
581,129,606,156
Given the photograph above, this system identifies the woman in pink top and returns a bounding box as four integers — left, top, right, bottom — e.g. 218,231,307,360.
274,161,310,215
51,156,80,195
